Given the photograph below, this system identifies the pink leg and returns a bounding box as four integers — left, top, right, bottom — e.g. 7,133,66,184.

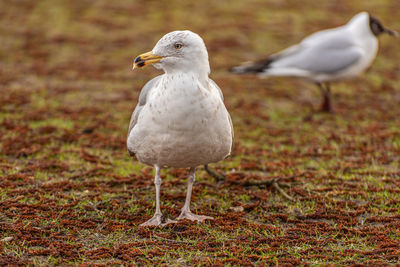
176,167,213,222
140,165,176,227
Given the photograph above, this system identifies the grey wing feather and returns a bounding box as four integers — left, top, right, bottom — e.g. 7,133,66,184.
300,26,353,49
237,28,359,74
273,44,363,74
209,79,224,101
272,29,364,74
209,79,234,151
127,75,162,136
227,111,234,152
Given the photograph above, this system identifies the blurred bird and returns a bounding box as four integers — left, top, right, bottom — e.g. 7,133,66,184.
231,12,398,112
128,30,234,227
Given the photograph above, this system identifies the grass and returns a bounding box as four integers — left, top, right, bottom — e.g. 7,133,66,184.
1,0,400,265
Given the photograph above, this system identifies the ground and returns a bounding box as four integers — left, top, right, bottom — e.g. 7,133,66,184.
1,0,400,265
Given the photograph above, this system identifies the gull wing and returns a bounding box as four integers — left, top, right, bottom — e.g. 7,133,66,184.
269,27,364,74
271,43,364,74
209,79,234,151
128,75,162,137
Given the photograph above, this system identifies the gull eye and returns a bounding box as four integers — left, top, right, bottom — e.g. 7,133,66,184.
174,43,183,49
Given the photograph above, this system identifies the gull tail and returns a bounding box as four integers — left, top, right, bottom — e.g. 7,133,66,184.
230,57,276,74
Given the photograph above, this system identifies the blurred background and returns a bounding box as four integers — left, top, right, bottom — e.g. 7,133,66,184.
1,0,399,166
1,0,400,265
1,0,399,154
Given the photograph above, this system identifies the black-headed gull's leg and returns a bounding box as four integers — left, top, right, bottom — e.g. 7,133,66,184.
317,82,333,113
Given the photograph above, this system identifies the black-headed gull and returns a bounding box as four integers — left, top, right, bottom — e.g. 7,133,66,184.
232,12,397,112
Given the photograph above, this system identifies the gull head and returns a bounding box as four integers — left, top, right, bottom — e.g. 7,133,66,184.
348,12,398,38
369,14,398,37
133,30,210,75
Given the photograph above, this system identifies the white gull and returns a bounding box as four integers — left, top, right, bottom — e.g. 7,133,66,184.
128,30,234,227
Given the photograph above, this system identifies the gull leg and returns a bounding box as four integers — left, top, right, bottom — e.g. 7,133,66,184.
317,82,333,112
140,165,176,227
176,167,213,222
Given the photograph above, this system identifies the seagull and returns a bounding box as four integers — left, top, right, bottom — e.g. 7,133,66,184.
231,12,398,112
128,30,234,227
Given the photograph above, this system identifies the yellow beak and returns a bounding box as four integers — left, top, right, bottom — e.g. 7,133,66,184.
132,51,163,70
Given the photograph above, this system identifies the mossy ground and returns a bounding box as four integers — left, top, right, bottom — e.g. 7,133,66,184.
1,0,400,265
